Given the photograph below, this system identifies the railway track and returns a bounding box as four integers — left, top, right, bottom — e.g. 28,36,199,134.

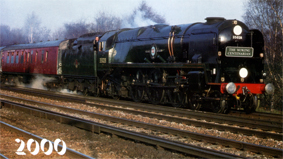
0,120,92,158
2,86,282,123
2,86,282,140
85,96,283,132
3,86,282,121
1,92,282,158
0,86,85,103
0,99,241,158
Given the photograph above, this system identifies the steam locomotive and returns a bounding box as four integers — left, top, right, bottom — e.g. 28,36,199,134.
0,17,274,113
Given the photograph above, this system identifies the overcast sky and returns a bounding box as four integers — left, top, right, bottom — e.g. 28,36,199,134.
0,0,247,32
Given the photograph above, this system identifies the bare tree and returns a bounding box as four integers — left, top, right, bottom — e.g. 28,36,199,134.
54,12,122,39
243,0,283,110
0,25,12,46
0,12,50,46
24,12,41,43
10,28,27,44
0,25,27,46
51,27,66,40
92,12,122,32
38,27,51,42
63,20,90,39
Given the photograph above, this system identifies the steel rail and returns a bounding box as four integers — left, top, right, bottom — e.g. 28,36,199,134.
0,153,8,159
229,110,283,122
0,121,93,159
87,96,283,128
86,101,283,141
1,93,282,141
0,100,240,158
0,86,85,103
249,112,282,121
1,100,282,158
2,86,282,127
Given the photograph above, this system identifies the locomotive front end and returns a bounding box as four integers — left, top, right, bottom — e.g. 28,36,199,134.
217,19,274,113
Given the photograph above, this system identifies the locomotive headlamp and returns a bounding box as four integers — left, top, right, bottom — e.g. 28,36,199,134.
260,79,263,83
212,68,216,75
219,36,226,42
263,72,266,77
226,82,237,94
233,25,242,35
260,53,264,58
239,68,248,78
265,83,274,94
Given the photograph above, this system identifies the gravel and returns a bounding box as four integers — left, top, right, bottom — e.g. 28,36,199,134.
1,89,282,158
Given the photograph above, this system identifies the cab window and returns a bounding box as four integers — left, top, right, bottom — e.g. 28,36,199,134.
99,42,105,51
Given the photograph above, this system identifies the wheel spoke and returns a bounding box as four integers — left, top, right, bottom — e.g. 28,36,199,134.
244,95,256,114
208,91,229,113
83,88,88,96
131,86,144,102
167,89,183,108
188,93,201,110
147,88,164,104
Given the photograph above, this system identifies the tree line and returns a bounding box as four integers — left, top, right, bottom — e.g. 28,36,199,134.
243,0,282,110
0,1,166,46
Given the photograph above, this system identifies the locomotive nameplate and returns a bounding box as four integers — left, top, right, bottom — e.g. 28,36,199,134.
225,47,253,57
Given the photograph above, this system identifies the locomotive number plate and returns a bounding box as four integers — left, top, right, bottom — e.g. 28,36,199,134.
225,47,253,57
99,58,106,63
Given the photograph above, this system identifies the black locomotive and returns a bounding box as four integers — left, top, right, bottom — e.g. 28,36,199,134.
2,17,274,113
58,17,274,113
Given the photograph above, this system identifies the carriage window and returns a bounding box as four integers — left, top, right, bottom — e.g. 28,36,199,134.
24,52,28,63
45,51,48,62
35,52,38,63
7,53,10,63
41,50,44,63
28,52,30,62
16,52,19,64
30,50,33,63
11,52,14,64
20,52,24,63
1,53,3,64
